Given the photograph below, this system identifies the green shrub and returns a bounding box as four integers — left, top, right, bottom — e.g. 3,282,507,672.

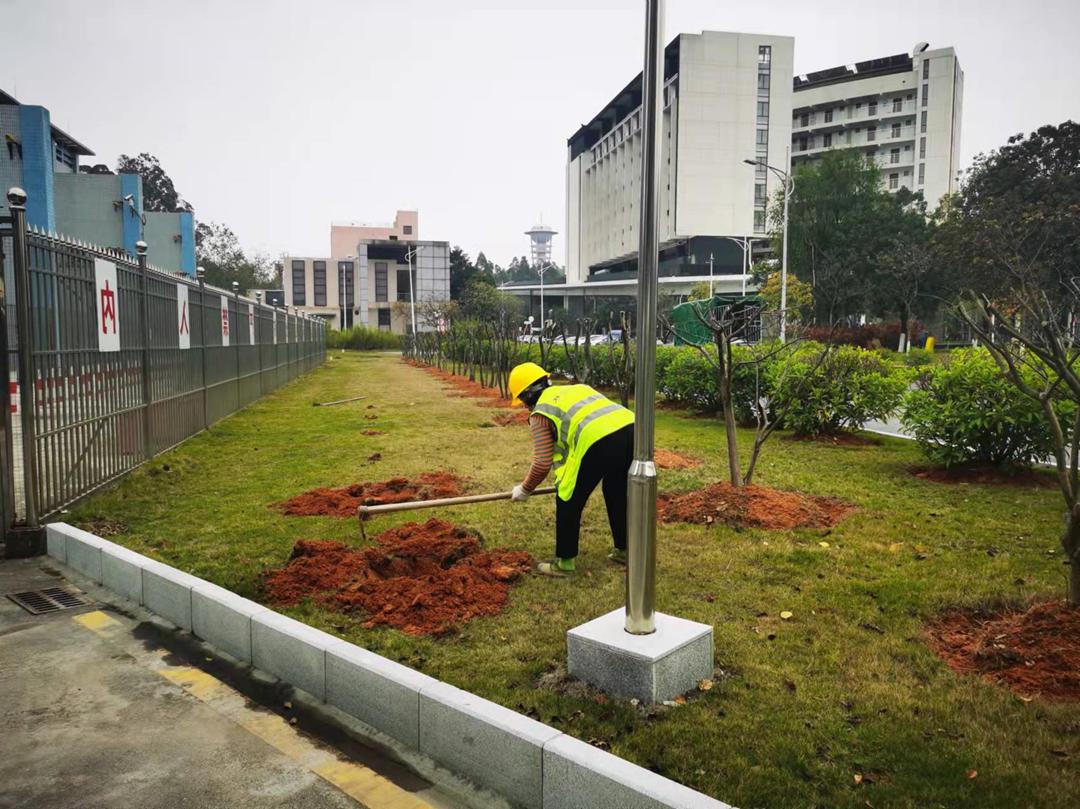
326,326,401,351
903,348,935,367
775,344,906,435
900,348,1055,467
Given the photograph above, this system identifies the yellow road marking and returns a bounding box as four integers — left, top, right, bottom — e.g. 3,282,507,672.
73,612,434,809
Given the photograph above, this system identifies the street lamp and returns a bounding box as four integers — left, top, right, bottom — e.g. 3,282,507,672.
744,147,795,341
404,245,425,336
536,260,556,328
719,236,752,295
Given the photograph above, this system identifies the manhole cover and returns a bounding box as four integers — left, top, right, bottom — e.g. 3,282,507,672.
6,586,91,615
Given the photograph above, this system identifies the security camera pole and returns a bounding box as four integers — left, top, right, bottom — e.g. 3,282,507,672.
625,0,664,635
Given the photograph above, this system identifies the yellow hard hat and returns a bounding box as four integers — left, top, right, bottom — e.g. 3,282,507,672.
508,362,549,406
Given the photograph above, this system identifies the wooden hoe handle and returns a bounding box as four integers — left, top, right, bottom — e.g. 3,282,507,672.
357,486,557,518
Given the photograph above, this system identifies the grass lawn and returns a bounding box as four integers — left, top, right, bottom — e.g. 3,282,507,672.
68,351,1080,809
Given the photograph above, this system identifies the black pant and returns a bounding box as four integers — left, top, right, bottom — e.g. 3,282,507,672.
555,425,634,559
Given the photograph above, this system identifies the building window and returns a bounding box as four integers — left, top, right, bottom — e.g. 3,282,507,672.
845,130,853,145
753,210,766,232
758,45,771,63
799,112,809,127
918,163,926,185
869,100,878,116
824,109,833,123
291,260,306,306
338,261,354,306
867,126,876,142
891,122,901,138
889,173,899,190
920,111,928,133
919,137,926,159
403,224,413,235
922,84,928,106
758,73,770,90
890,148,900,164
757,101,769,119
756,128,768,146
377,309,391,331
374,262,388,302
823,133,832,148
893,98,902,112
396,268,415,302
754,183,767,204
923,59,930,79
313,261,327,306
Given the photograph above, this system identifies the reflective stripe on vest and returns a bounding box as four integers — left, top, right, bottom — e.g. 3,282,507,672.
532,384,634,500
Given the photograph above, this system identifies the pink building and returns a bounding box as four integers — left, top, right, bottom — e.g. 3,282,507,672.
330,210,418,259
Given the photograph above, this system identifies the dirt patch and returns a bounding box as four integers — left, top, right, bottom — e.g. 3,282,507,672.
654,449,703,470
927,601,1080,701
657,483,854,530
361,429,383,436
910,464,1056,488
76,517,129,537
263,518,533,636
275,472,467,518
784,432,880,447
410,362,515,408
492,410,531,426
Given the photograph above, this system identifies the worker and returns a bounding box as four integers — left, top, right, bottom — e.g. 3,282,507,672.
507,362,635,577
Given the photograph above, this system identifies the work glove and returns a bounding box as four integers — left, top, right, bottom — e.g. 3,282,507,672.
511,484,531,502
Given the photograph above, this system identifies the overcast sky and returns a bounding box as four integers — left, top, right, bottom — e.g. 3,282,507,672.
3,0,1078,267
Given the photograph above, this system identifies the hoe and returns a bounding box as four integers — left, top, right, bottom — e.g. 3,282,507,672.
357,486,556,541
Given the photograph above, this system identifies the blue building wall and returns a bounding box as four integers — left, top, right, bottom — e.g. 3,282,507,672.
119,173,143,256
18,105,55,232
179,211,195,275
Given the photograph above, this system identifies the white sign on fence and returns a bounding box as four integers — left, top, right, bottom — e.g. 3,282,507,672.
177,284,191,350
220,295,230,347
248,303,256,345
272,310,277,345
94,258,121,353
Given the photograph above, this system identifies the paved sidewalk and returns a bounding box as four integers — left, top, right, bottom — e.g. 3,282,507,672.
0,558,469,809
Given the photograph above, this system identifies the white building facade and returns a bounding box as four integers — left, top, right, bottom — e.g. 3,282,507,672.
563,30,795,293
791,45,963,209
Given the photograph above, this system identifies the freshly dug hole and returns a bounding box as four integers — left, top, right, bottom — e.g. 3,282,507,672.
275,471,467,517
657,483,854,530
263,518,533,636
927,601,1080,701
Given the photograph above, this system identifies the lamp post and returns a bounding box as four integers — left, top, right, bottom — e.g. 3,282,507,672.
744,147,794,341
404,245,424,336
720,236,752,295
536,260,556,327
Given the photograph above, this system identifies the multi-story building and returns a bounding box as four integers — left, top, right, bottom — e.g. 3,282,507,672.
330,210,417,259
1,88,196,275
564,30,794,294
285,238,449,333
791,44,963,209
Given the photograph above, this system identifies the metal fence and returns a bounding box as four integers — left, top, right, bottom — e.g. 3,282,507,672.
0,188,326,554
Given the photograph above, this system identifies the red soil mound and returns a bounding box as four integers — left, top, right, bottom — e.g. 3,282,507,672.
492,410,531,426
275,472,466,518
911,464,1056,488
927,601,1080,701
654,449,703,470
409,361,515,407
657,483,854,530
263,518,533,636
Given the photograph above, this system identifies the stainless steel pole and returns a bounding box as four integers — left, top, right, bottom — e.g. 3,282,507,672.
8,188,38,531
407,249,417,336
625,0,663,636
780,145,791,343
197,267,209,428
136,241,152,460
232,281,241,404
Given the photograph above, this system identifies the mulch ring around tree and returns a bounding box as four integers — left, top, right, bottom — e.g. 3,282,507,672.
910,464,1057,488
926,601,1080,701
274,472,467,518
262,519,533,636
411,362,514,407
657,483,855,530
654,449,703,470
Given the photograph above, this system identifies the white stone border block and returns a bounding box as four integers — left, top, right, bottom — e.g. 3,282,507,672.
100,545,146,605
142,559,201,631
251,611,337,701
191,582,268,664
46,524,68,562
543,734,733,809
326,640,438,751
60,525,107,583
419,680,561,809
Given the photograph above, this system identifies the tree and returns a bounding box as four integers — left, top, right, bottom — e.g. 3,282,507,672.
450,246,496,300
460,278,522,321
195,221,273,294
944,121,1080,604
758,271,814,325
687,281,712,301
115,153,193,213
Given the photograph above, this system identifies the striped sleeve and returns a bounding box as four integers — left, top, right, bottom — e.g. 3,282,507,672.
522,413,555,491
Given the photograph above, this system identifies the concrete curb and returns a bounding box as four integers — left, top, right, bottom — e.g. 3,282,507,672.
45,522,732,809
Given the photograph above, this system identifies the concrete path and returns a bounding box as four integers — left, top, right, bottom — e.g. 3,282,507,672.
0,559,470,809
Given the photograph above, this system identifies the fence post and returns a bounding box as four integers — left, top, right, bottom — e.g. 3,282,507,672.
197,266,209,428
255,292,264,395
232,281,241,404
7,187,43,555
136,241,153,460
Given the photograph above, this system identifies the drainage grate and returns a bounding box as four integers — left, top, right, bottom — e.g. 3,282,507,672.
6,587,91,615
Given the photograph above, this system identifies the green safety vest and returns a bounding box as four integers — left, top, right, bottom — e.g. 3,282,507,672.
533,384,634,501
